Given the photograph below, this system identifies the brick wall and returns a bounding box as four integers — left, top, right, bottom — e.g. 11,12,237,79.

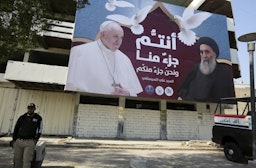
197,103,215,140
166,103,214,140
76,104,119,138
75,103,214,140
124,109,160,139
167,110,198,140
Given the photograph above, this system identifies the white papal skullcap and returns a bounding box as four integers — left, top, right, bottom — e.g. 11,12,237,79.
99,21,116,31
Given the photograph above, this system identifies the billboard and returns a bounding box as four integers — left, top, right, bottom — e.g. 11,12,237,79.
65,0,235,103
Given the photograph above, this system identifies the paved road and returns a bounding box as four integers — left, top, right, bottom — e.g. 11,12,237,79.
0,146,254,168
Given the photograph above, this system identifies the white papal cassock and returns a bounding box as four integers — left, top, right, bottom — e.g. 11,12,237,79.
65,39,143,96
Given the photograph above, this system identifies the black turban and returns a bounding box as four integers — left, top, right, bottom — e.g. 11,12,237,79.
197,37,219,57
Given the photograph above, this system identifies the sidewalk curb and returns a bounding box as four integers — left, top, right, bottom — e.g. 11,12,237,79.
0,136,222,151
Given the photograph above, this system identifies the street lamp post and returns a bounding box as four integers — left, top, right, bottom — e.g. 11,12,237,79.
238,32,256,161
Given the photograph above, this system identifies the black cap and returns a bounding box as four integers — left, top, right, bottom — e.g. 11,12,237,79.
197,37,219,57
27,103,36,108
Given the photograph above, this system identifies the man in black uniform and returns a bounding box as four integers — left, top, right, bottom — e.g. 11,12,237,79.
11,103,43,168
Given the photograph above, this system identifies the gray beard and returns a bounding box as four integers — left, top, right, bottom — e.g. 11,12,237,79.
199,59,216,75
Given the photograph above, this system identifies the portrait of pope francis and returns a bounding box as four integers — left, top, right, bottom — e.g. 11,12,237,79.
65,21,143,97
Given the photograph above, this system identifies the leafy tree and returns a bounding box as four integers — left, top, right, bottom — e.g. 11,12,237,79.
0,0,89,63
0,0,54,62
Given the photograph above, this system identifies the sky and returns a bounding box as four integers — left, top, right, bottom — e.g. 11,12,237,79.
231,0,256,85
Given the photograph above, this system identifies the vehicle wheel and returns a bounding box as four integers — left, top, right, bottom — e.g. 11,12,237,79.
224,142,245,163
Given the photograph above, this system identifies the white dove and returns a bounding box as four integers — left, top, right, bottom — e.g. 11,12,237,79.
106,5,153,35
174,8,212,46
105,0,135,11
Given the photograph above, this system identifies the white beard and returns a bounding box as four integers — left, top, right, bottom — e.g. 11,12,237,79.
199,59,216,75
